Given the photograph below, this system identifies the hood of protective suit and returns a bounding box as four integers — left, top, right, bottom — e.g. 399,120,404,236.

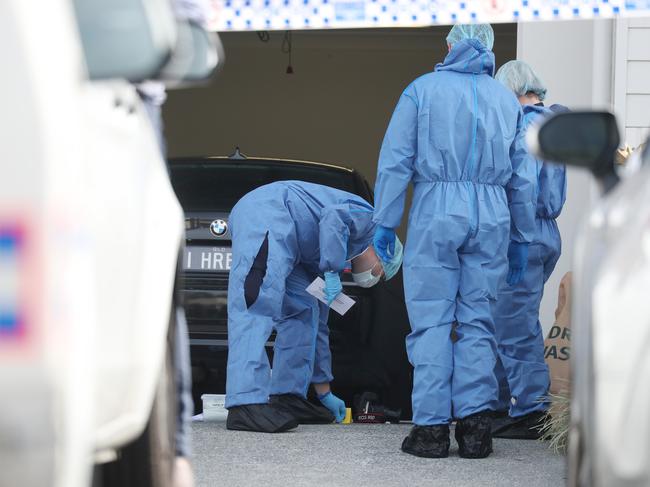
549,103,570,114
435,39,495,77
523,103,549,120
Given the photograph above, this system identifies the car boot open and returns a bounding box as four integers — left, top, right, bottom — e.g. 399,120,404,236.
401,424,450,458
455,411,493,459
226,403,299,433
269,393,335,424
492,411,547,440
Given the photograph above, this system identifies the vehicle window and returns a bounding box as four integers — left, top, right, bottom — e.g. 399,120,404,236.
170,161,359,211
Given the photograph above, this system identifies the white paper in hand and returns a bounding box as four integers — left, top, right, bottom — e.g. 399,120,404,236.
306,277,356,316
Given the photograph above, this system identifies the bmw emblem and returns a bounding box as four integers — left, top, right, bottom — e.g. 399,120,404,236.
209,219,228,237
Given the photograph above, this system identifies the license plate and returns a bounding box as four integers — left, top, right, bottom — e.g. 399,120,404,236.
184,246,232,271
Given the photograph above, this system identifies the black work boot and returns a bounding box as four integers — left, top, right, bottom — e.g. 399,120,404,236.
490,409,511,433
455,411,493,459
226,403,299,433
269,393,335,424
492,411,547,440
401,424,450,458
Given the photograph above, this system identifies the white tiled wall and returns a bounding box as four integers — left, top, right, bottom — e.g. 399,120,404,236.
615,18,650,148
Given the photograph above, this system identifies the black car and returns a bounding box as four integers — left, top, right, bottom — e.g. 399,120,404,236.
169,149,412,418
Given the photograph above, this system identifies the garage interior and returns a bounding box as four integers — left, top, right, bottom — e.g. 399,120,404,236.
165,25,518,414
164,24,517,192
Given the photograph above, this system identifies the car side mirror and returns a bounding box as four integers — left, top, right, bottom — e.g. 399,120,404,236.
73,0,176,82
527,111,621,193
158,21,224,85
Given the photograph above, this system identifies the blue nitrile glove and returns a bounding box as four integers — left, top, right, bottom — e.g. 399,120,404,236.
507,241,529,286
373,225,396,263
318,391,346,423
324,271,342,305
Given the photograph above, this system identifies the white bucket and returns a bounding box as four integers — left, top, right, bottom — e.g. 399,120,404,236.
201,394,227,422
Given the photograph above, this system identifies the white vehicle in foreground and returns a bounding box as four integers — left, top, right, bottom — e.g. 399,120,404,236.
0,1,219,487
529,112,650,487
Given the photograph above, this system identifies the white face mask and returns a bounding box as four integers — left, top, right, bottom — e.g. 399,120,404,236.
351,261,382,288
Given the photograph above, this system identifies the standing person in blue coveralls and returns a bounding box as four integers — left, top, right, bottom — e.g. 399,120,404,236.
490,60,567,439
225,181,403,433
372,24,537,459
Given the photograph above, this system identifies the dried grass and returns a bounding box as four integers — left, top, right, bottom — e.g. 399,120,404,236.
539,389,570,454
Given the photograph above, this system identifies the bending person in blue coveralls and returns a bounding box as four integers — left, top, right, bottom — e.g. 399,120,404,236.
372,24,537,459
491,60,567,439
225,181,403,433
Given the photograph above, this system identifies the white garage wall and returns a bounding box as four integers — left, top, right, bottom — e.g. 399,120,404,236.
517,19,614,335
613,18,650,148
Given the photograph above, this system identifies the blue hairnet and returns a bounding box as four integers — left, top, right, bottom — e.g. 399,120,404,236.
446,24,495,50
495,60,547,101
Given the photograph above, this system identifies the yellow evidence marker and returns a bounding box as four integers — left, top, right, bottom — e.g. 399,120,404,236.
342,408,352,424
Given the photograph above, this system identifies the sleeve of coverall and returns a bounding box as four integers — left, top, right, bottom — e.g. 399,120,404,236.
372,86,418,229
506,109,537,244
547,162,567,218
318,204,352,273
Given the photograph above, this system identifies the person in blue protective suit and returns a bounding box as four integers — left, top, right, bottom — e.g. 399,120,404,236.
372,24,537,458
490,60,567,440
225,181,403,433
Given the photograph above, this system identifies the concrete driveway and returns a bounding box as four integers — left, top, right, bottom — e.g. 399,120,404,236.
191,422,566,487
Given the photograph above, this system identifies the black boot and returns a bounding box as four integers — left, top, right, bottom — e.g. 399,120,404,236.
226,403,299,433
455,411,493,459
269,394,335,424
490,409,511,433
401,425,450,458
492,411,547,440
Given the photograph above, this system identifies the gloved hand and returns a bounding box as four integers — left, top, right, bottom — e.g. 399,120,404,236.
507,241,529,286
373,225,396,263
324,271,342,305
318,391,347,423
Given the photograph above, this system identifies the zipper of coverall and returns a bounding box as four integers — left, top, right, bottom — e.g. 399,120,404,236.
466,71,480,238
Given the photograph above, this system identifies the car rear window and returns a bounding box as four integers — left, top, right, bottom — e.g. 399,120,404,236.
170,161,359,211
